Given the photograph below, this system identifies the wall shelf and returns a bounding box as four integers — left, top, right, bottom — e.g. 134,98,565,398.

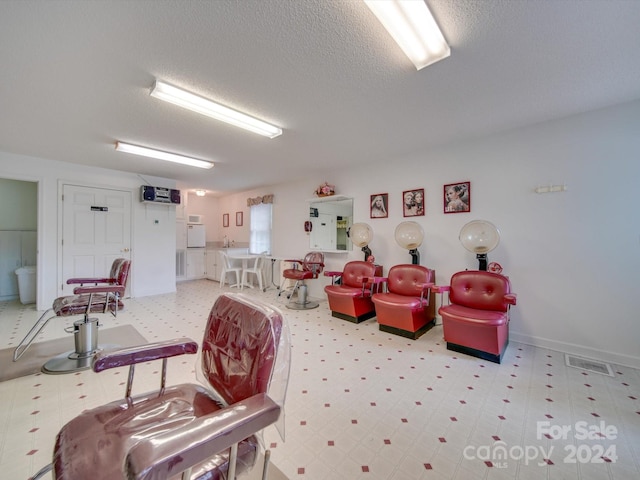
307,194,351,203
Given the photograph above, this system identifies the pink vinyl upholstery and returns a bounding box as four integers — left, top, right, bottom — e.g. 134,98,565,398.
281,251,325,309
282,251,325,281
52,258,131,316
435,270,517,363
324,261,379,323
371,264,436,339
38,293,290,480
13,258,132,364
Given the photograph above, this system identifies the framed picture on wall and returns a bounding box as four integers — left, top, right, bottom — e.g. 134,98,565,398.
402,188,425,217
443,181,471,213
236,211,243,226
223,213,229,227
370,193,388,218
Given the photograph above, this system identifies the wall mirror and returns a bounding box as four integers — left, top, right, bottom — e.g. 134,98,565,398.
308,195,353,252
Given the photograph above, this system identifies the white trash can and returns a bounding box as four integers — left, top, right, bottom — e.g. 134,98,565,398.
15,266,36,305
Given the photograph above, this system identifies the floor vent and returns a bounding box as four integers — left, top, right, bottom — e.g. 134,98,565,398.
565,354,614,377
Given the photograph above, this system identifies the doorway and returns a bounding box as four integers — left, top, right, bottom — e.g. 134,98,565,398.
60,184,132,296
0,178,37,302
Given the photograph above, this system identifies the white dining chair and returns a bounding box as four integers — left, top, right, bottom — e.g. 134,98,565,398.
241,254,266,291
219,251,242,288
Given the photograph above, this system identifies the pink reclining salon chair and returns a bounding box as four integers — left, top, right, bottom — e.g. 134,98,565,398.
371,264,436,339
324,260,380,323
13,258,131,374
31,292,291,480
280,251,324,309
435,270,517,363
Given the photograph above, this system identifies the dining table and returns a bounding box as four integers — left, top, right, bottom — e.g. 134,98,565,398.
226,254,261,289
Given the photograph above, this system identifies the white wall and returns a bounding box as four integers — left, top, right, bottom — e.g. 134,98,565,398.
0,153,178,308
2,100,638,368
233,100,640,368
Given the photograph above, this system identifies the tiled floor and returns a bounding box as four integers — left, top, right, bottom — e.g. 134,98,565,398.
1,280,639,479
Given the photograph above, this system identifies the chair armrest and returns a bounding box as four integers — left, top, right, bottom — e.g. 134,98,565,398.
67,277,114,285
505,293,517,305
92,338,198,372
73,285,125,295
432,285,450,294
369,276,387,285
324,271,343,277
367,276,387,294
417,282,434,304
125,393,281,480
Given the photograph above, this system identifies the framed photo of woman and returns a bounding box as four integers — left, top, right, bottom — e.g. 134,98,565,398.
370,193,388,218
443,182,471,213
402,188,425,217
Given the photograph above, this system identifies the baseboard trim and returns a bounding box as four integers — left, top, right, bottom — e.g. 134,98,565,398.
510,331,640,370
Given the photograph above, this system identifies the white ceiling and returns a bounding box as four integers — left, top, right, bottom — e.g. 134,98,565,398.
2,0,639,196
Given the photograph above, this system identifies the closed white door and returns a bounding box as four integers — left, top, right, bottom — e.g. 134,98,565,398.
61,184,131,295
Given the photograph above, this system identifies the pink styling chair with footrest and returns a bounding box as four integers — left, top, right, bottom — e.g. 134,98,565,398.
434,270,517,363
324,260,381,323
279,251,324,309
30,292,291,480
371,264,436,339
13,258,131,374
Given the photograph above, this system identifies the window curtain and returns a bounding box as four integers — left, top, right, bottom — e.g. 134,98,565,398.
248,195,273,255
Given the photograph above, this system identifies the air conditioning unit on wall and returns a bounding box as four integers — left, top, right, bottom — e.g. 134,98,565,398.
140,186,181,205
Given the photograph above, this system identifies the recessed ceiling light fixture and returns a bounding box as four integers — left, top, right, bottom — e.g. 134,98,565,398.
195,189,206,196
150,80,283,139
364,0,450,70
115,142,214,169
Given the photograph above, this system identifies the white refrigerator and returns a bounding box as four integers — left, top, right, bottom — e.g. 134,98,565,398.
187,224,206,248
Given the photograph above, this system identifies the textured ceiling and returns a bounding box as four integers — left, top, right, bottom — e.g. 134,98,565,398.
1,0,639,196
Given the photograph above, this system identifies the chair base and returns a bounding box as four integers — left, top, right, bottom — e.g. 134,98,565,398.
42,344,119,374
286,300,319,310
42,317,118,374
446,341,507,364
379,319,434,340
331,310,376,324
285,284,319,310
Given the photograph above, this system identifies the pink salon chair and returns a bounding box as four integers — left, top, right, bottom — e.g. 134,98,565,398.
371,264,436,339
280,251,324,309
324,260,380,323
31,292,291,480
435,270,517,363
13,258,131,374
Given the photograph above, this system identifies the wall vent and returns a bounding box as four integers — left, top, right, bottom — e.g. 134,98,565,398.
176,250,186,278
565,354,614,377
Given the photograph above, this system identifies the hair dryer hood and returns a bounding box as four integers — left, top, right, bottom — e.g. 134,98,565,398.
349,223,373,248
395,221,424,250
459,220,500,254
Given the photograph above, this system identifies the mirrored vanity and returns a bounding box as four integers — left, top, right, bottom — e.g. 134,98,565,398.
308,195,353,253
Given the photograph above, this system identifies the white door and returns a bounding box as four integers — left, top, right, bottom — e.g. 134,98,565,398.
61,184,131,295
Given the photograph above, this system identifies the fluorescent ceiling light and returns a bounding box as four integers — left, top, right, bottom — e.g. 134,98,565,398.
195,189,206,196
115,142,214,169
150,80,283,139
364,0,450,70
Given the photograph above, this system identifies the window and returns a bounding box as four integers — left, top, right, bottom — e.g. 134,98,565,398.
249,203,272,255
